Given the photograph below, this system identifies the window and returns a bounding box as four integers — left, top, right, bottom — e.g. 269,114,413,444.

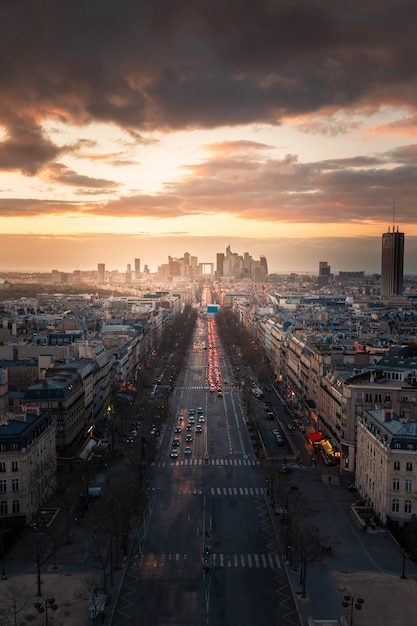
405,479,412,492
11,461,18,472
405,500,412,514
365,393,372,403
0,480,6,493
375,393,382,403
384,394,391,404
11,479,19,492
0,462,5,473
394,461,400,471
392,499,400,513
393,478,400,491
406,462,413,472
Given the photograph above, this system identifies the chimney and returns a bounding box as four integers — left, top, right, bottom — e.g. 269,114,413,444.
384,409,392,422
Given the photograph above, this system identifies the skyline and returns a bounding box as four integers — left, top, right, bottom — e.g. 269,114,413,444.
1,2,417,273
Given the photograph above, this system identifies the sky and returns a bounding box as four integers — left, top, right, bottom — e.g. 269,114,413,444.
1,0,417,275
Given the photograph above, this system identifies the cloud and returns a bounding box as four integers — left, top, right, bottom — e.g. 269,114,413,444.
42,162,120,189
1,137,417,225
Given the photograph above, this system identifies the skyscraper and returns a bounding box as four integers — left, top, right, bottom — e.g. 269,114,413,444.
97,263,105,283
134,258,141,280
317,261,331,287
381,227,404,296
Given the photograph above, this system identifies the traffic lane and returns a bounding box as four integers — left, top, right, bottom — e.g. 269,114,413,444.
210,567,288,626
121,558,206,626
207,494,298,626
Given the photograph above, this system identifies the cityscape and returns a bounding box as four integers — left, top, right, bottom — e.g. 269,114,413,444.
0,226,417,624
1,2,417,625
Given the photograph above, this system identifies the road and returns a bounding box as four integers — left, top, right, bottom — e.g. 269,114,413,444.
112,313,301,626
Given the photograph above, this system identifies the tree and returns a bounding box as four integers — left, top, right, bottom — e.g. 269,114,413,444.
0,579,31,626
298,524,328,598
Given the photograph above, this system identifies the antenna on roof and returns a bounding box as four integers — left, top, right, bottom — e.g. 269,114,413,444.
392,203,395,230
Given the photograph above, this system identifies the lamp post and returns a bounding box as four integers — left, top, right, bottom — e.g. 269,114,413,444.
401,551,407,579
342,593,364,626
1,545,6,580
34,597,58,626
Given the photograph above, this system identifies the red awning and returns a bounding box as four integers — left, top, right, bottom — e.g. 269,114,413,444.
308,431,324,443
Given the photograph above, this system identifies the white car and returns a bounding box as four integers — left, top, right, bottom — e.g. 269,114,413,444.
170,449,178,458
184,446,192,455
198,415,205,423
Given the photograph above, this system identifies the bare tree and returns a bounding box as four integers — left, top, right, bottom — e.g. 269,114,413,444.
0,579,31,626
298,524,329,598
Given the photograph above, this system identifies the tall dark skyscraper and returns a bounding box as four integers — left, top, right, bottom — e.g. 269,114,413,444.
381,227,404,297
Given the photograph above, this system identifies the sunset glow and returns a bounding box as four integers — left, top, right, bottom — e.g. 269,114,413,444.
0,2,416,273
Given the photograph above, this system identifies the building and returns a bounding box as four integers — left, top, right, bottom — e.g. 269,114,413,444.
381,227,404,297
97,263,105,283
23,371,86,454
134,258,141,280
356,409,417,526
317,261,331,287
0,410,56,524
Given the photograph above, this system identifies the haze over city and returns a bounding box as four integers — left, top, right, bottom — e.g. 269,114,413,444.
1,1,417,274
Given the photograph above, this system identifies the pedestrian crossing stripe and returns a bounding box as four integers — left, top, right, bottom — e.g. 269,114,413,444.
156,458,257,467
140,552,281,569
210,486,266,496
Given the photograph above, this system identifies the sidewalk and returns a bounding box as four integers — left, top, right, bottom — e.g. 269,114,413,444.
268,467,417,626
1,459,137,626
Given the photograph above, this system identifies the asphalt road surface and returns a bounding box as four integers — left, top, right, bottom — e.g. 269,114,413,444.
111,314,300,626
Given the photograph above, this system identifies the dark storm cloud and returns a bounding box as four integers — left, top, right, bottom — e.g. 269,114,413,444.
1,0,417,172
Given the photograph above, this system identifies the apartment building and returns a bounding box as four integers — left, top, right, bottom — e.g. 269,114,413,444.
356,409,417,526
0,410,56,524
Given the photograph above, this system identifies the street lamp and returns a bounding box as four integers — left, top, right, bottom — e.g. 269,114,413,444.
342,593,364,626
1,545,6,580
34,597,58,625
401,550,407,579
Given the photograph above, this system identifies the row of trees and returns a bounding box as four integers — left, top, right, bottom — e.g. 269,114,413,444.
266,463,332,598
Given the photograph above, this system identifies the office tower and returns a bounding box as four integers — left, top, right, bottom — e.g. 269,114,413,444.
134,258,141,280
318,261,331,287
260,255,268,280
97,263,105,283
216,253,225,277
381,227,404,296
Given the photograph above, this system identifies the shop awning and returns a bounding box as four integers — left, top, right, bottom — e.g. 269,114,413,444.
308,431,324,443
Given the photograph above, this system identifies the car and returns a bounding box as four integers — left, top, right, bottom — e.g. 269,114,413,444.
130,430,137,437
217,391,223,397
184,446,192,455
126,436,135,444
172,437,180,447
185,434,193,442
279,465,291,474
195,425,202,433
272,429,281,438
188,416,195,424
188,409,195,416
198,415,205,423
177,413,183,421
174,425,181,433
197,407,203,414
170,449,178,458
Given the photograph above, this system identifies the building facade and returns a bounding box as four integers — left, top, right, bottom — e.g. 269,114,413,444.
381,228,404,297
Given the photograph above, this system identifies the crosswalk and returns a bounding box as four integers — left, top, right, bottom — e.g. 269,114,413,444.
210,486,266,496
139,552,281,569
149,486,266,496
155,457,257,467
